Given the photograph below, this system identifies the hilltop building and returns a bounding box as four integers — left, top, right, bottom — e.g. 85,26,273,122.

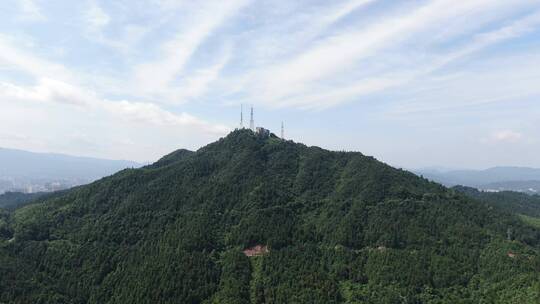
238,105,284,139
256,127,270,137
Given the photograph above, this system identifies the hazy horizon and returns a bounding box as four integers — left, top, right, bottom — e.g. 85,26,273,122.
1,0,540,169
3,139,540,172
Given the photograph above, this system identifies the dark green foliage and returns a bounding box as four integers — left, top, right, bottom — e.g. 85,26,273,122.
146,148,195,169
209,250,252,304
453,186,540,246
0,191,48,210
251,245,343,303
229,206,296,249
453,185,540,217
0,130,539,303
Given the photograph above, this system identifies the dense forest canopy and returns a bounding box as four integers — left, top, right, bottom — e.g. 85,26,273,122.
453,185,540,218
0,129,539,303
0,192,47,210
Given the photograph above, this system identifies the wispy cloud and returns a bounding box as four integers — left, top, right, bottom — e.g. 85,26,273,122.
488,130,524,143
297,10,540,110
85,1,110,31
0,35,72,80
229,0,540,109
0,30,230,141
18,0,46,22
1,0,540,165
0,78,229,134
133,0,251,101
170,45,232,102
386,51,540,117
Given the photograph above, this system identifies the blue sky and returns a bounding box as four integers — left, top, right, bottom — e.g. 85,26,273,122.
0,0,539,169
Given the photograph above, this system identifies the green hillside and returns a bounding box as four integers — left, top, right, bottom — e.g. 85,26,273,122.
519,214,540,229
1,130,539,303
0,191,66,210
0,192,47,210
453,185,540,218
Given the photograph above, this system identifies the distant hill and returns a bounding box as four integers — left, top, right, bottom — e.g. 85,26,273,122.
481,180,540,194
0,130,538,303
0,147,141,193
416,166,540,194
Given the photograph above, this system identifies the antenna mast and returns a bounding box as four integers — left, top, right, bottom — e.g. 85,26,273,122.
250,105,254,131
281,121,284,139
240,104,244,128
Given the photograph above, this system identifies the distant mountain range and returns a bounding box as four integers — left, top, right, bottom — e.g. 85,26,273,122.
0,147,141,193
415,166,540,194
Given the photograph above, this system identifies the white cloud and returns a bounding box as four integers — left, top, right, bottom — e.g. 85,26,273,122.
489,130,524,143
251,1,491,98
2,0,540,165
19,0,46,22
101,100,229,134
167,46,231,102
0,29,229,136
228,0,539,109
0,77,230,161
306,10,540,110
0,79,229,135
0,35,72,80
0,24,232,141
323,0,376,24
133,0,251,101
85,2,110,31
0,79,93,106
153,0,189,11
385,51,540,117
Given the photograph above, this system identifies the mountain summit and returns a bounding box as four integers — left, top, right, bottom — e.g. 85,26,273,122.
1,130,539,303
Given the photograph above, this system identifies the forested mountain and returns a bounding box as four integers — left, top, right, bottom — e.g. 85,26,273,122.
0,130,539,303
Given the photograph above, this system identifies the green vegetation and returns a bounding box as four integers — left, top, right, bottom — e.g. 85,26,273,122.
519,214,540,229
453,186,540,242
0,191,47,210
1,130,539,303
453,185,540,217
